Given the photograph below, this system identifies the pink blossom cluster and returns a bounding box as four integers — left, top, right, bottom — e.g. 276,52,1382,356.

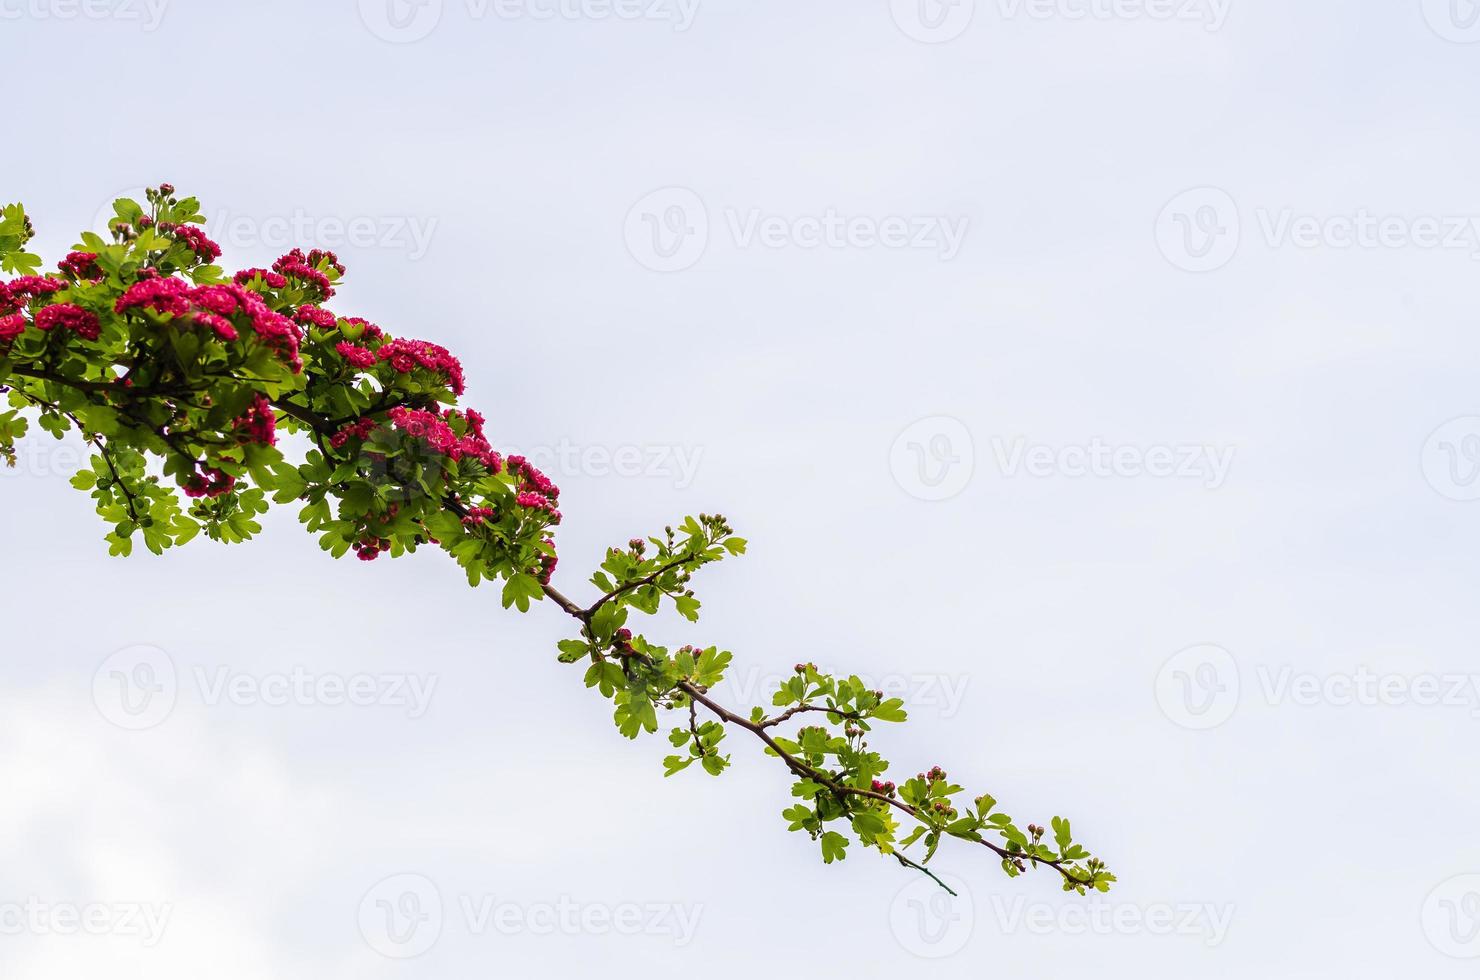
386,406,499,468
3,276,65,309
375,337,467,396
184,466,235,499
335,341,378,369
233,268,288,289
294,304,337,330
506,455,562,522
271,248,341,301
162,223,222,262
330,417,378,450
232,393,277,446
35,303,101,341
356,538,391,561
0,314,24,343
58,251,103,281
114,277,304,371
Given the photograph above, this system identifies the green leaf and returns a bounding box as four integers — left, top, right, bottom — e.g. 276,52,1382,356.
662,755,695,777
781,805,813,832
700,753,729,776
870,698,908,723
820,831,850,864
1052,816,1072,852
674,594,701,622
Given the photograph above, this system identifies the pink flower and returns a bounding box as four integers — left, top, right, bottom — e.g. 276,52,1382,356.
184,467,235,499
233,268,288,289
232,394,277,447
164,223,222,262
294,304,337,329
59,251,102,280
375,337,466,395
34,303,100,341
272,249,336,300
335,341,378,369
6,276,65,301
116,277,192,316
0,313,25,343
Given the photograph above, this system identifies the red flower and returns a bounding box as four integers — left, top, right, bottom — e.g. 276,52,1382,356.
34,303,100,341
59,251,103,281
335,341,377,369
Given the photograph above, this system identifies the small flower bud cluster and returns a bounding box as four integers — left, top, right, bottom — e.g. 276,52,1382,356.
356,537,391,561
161,222,222,263
184,466,234,499
272,248,340,301
461,506,497,527
58,251,102,281
231,393,277,446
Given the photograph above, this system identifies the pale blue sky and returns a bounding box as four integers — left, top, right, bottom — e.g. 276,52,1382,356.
4,1,1480,976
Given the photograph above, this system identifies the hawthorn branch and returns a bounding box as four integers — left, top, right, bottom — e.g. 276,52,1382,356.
541,582,1099,892
9,387,143,524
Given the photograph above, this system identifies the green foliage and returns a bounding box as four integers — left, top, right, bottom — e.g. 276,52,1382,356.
0,186,1113,896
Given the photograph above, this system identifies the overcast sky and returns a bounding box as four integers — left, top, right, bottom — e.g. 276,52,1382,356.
4,0,1480,976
